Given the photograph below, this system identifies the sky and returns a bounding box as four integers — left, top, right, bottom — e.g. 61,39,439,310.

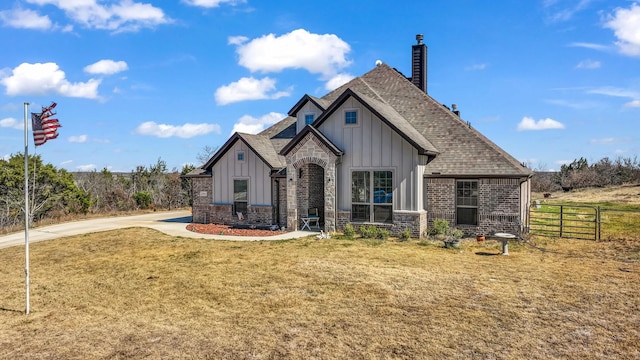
0,0,638,172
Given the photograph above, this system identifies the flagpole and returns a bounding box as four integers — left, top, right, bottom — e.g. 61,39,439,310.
23,102,30,315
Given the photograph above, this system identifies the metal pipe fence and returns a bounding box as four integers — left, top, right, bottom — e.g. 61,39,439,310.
528,203,640,241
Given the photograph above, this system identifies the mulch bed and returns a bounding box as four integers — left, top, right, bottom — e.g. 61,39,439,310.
186,223,287,237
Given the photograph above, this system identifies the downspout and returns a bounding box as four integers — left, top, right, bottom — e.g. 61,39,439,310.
275,178,280,227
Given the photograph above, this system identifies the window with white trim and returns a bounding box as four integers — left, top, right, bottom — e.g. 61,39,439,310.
456,180,478,225
351,170,393,223
237,151,245,162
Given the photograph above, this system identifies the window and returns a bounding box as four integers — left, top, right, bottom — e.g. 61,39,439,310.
345,110,357,125
352,170,393,223
456,180,478,225
233,179,248,215
237,151,245,162
304,114,314,125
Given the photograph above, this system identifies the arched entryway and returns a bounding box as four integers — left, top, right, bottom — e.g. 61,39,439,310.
282,129,341,232
296,163,325,227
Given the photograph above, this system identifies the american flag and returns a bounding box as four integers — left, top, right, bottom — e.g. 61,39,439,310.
31,108,61,146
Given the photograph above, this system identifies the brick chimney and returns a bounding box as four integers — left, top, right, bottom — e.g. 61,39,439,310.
411,34,428,93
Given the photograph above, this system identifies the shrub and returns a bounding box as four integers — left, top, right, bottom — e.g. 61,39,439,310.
343,223,355,239
134,191,152,209
399,228,412,241
359,225,378,239
449,228,464,239
376,228,390,240
430,218,449,236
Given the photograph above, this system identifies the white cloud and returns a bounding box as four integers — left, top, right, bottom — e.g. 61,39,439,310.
182,0,245,8
60,160,73,165
588,86,640,107
605,3,640,57
228,35,248,45
590,137,616,145
517,116,565,131
134,121,221,138
0,117,23,130
69,134,88,143
576,59,600,69
568,42,609,51
544,0,593,23
588,86,639,98
625,99,640,108
76,164,96,171
231,112,286,135
232,29,351,78
2,154,10,161
84,60,128,75
465,63,488,71
325,73,354,91
25,0,170,32
545,98,599,109
1,62,101,99
0,8,52,30
215,76,290,105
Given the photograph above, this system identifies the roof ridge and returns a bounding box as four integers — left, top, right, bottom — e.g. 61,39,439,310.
359,76,386,103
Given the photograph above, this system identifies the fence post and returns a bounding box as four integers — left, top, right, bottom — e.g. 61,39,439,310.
597,206,601,241
559,205,563,238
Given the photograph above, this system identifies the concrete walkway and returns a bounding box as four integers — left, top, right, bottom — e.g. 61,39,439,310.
0,210,318,249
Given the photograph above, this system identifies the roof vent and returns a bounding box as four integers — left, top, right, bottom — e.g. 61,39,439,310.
452,104,460,117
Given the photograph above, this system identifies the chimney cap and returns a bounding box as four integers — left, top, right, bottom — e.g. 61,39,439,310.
416,34,424,44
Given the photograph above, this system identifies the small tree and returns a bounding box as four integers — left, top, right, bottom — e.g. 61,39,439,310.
134,191,152,209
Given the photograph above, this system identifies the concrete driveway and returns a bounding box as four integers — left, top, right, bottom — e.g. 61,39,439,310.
0,210,315,249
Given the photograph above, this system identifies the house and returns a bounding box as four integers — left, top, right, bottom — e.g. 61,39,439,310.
185,35,533,238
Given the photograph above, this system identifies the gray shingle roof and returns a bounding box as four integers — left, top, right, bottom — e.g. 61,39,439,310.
201,62,532,178
321,63,532,177
202,132,286,171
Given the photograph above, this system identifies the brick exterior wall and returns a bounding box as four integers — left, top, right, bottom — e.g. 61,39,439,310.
425,177,522,236
192,177,212,223
335,209,427,238
192,176,277,226
477,178,521,234
425,178,456,227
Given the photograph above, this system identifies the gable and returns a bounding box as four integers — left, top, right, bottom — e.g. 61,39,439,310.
314,88,438,157
203,133,285,171
288,95,328,134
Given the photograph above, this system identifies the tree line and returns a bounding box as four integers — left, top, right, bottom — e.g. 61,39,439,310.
532,156,640,193
0,154,195,233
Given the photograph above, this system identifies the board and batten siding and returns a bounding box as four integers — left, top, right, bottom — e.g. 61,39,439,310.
318,97,426,212
212,140,272,206
296,102,323,133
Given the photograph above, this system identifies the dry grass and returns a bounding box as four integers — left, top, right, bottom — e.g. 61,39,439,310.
1,228,639,359
534,183,640,205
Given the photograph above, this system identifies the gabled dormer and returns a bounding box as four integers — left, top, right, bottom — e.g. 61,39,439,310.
288,94,331,134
